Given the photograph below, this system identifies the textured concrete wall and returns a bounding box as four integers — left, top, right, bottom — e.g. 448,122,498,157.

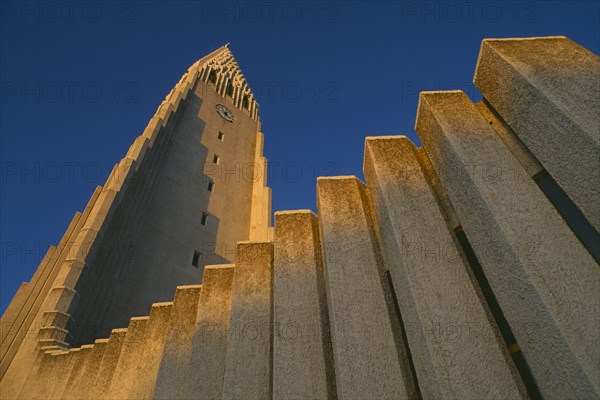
317,176,416,400
2,37,598,400
1,46,273,392
182,265,235,400
415,90,599,399
88,328,126,399
474,36,600,232
364,136,526,399
222,242,273,400
106,316,149,399
153,285,202,400
273,210,335,400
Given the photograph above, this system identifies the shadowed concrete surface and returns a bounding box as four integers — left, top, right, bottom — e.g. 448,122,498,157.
1,37,598,400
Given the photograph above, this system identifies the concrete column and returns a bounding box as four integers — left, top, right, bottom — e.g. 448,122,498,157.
415,90,600,399
316,176,415,400
222,242,273,400
46,349,78,399
76,339,109,400
273,210,335,400
61,344,93,399
181,265,235,400
106,316,149,399
153,285,202,400
364,136,525,399
128,302,173,399
474,36,600,231
17,350,59,399
474,101,543,179
89,328,127,399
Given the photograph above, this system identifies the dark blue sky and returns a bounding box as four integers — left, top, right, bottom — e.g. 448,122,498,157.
1,0,599,312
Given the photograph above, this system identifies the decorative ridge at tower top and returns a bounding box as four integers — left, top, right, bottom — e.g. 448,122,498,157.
193,44,260,121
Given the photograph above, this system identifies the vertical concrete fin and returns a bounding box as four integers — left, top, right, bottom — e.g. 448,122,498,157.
47,349,78,399
415,90,600,399
68,339,109,400
181,264,235,400
273,210,335,400
153,285,203,400
474,36,600,231
106,317,150,399
364,136,525,399
222,242,273,400
250,131,273,241
16,350,57,399
24,350,71,399
89,328,128,399
61,345,94,399
128,302,174,399
316,176,414,400
473,101,544,179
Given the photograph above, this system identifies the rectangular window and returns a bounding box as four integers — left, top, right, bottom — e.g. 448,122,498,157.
192,250,201,267
217,131,224,141
207,180,214,192
213,154,220,164
201,212,209,226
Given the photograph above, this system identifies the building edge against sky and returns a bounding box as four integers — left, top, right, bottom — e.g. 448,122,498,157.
0,36,599,400
0,43,272,377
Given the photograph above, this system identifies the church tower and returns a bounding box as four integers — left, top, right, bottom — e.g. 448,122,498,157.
0,45,272,387
1,37,598,400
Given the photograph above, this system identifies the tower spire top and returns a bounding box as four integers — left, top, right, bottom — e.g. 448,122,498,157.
194,43,259,120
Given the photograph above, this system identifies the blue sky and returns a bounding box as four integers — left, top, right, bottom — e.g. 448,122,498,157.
1,0,599,312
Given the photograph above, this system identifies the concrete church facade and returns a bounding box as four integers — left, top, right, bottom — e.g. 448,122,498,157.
0,36,598,399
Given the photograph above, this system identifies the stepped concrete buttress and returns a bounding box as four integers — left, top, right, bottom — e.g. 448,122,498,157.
1,37,598,400
1,43,273,397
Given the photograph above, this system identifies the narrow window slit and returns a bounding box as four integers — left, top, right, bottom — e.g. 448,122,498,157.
192,250,201,267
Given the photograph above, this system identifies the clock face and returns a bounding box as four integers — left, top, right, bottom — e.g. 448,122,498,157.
216,104,236,123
